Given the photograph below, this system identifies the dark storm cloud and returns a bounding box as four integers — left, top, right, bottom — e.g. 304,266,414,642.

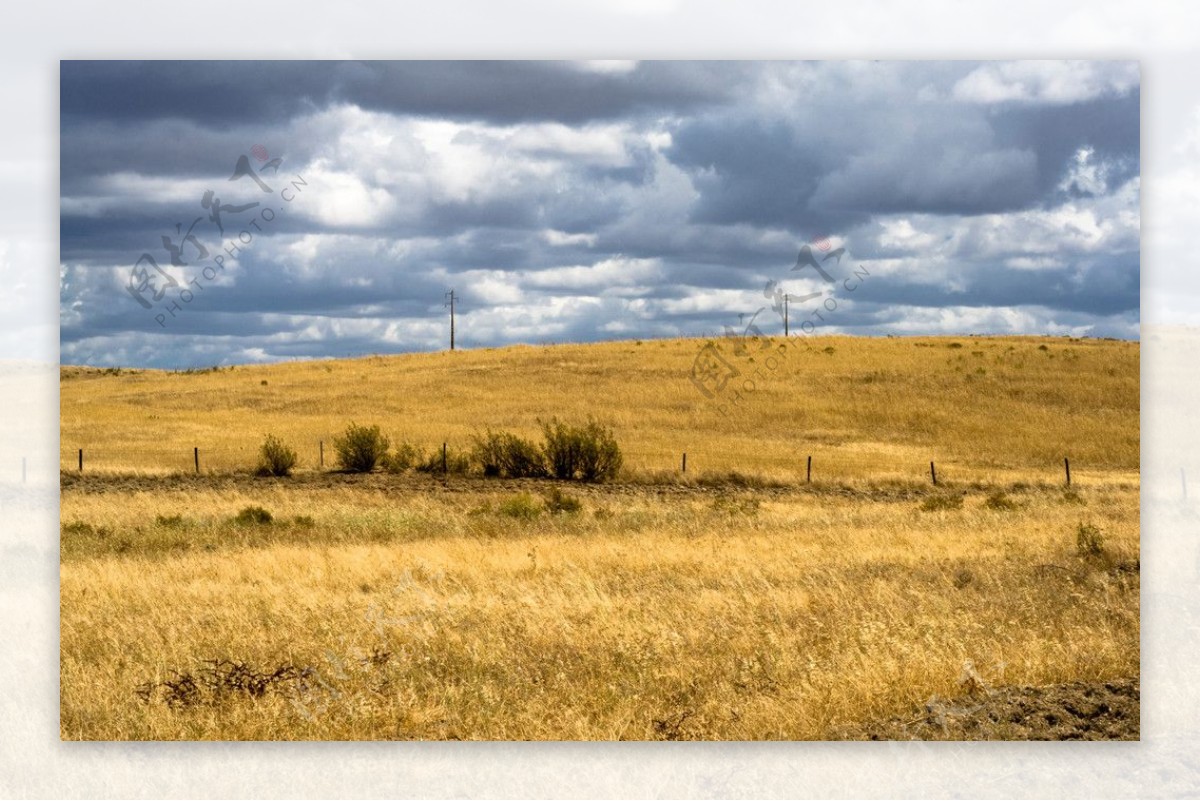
669,116,842,229
61,60,738,127
990,89,1141,199
59,60,1141,368
832,255,1138,316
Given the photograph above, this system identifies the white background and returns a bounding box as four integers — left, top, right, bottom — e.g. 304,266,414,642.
2,1,1198,797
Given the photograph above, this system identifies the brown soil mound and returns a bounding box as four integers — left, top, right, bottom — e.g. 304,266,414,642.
851,679,1139,740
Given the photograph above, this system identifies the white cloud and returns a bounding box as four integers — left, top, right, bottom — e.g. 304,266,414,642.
522,256,662,293
295,158,398,227
952,61,1138,105
1059,146,1110,195
878,219,939,252
541,229,598,247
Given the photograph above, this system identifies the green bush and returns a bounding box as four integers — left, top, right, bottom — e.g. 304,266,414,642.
1076,522,1105,557
498,492,542,519
543,487,582,514
471,430,547,478
234,506,273,525
256,434,298,477
333,422,390,473
919,494,964,512
983,491,1018,511
540,417,623,482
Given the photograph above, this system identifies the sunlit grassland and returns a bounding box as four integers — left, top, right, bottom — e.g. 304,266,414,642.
61,480,1138,740
59,334,1139,740
60,335,1139,483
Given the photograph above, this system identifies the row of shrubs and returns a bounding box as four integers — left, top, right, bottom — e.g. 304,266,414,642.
256,418,623,483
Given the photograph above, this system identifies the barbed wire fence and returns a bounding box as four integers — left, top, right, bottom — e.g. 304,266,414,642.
50,440,1127,491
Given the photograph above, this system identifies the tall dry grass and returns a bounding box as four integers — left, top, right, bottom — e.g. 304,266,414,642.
59,335,1140,740
61,480,1138,740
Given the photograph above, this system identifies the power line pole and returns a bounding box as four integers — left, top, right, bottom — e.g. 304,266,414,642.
784,291,821,336
445,289,456,350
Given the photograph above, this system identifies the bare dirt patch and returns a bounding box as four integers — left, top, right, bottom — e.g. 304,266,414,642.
848,679,1139,740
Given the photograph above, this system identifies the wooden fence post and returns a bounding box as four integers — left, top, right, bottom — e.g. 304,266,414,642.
194,447,200,474
682,452,687,473
1064,457,1071,487
442,442,448,474
930,460,937,486
806,455,812,483
78,448,83,472
319,440,324,469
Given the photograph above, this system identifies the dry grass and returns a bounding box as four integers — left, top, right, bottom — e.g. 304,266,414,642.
60,335,1139,483
61,480,1138,740
59,335,1139,740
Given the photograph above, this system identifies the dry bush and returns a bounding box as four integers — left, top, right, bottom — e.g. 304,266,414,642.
381,442,423,474
920,494,964,512
257,434,298,477
333,423,389,473
471,430,547,478
540,417,622,482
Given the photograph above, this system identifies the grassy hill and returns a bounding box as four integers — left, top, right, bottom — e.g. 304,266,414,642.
61,334,1140,484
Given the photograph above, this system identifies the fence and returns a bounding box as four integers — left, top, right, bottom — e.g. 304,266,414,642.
59,442,1088,488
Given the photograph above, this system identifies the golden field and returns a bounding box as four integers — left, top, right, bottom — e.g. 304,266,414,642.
60,335,1140,740
61,335,1139,483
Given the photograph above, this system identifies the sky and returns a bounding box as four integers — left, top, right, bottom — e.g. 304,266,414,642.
59,60,1141,369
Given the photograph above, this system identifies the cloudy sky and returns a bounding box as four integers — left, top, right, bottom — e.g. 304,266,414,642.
59,60,1140,368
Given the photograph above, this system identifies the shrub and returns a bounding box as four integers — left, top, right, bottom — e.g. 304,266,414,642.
983,491,1018,511
415,445,471,475
498,492,542,520
543,487,582,514
155,514,188,528
234,506,273,525
381,442,423,474
710,495,760,516
540,417,623,482
541,418,582,480
920,494,964,512
333,423,390,473
471,430,547,478
1076,522,1105,557
1061,489,1086,505
62,521,103,537
256,434,298,477
471,431,505,477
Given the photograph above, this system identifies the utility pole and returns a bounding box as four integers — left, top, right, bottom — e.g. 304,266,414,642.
445,289,456,351
784,291,821,336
